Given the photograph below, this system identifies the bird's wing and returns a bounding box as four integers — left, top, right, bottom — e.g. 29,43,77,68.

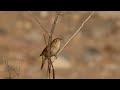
40,46,47,56
41,56,46,70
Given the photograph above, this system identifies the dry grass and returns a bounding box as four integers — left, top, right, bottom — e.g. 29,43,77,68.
0,11,120,79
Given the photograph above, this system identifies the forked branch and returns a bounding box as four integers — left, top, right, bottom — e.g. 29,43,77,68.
47,12,61,79
28,11,94,79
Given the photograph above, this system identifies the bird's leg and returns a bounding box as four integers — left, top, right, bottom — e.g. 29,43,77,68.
51,54,58,63
54,54,58,59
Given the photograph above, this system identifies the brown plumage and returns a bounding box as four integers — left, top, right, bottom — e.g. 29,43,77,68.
40,38,62,70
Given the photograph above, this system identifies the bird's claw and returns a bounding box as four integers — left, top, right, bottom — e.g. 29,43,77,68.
54,55,58,59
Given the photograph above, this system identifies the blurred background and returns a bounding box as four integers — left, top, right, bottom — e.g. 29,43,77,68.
0,11,120,79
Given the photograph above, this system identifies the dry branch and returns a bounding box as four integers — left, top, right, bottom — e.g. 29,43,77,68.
27,11,94,79
27,11,50,36
57,11,95,56
47,12,60,79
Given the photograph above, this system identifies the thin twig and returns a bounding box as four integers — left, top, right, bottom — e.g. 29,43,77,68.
50,12,60,40
4,60,20,79
47,12,60,79
5,60,12,79
47,62,50,79
27,11,50,36
43,33,47,46
57,11,95,56
17,60,20,79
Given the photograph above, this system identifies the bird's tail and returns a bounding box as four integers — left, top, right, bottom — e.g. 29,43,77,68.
40,53,42,56
41,56,46,70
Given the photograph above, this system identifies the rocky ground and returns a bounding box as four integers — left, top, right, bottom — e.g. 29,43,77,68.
0,11,120,79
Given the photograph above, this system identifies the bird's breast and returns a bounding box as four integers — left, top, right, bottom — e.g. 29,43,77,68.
51,41,60,55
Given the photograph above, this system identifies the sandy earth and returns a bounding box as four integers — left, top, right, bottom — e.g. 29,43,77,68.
0,11,120,79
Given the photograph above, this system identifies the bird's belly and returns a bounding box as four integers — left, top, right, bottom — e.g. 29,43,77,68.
51,47,60,56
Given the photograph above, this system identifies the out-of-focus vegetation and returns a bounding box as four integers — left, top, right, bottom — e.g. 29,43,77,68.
0,11,120,79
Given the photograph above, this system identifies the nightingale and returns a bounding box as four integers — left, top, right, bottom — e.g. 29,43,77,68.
40,38,62,70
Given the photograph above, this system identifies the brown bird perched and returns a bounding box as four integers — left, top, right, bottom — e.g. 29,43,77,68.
40,38,62,70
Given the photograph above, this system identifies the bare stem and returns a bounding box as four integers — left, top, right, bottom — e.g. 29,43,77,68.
50,13,59,40
57,11,95,56
17,60,20,79
47,12,60,79
5,60,12,79
27,11,50,36
4,59,21,79
43,33,47,46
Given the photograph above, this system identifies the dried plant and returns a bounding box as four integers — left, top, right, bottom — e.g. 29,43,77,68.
27,11,94,79
27,11,62,79
4,59,20,79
